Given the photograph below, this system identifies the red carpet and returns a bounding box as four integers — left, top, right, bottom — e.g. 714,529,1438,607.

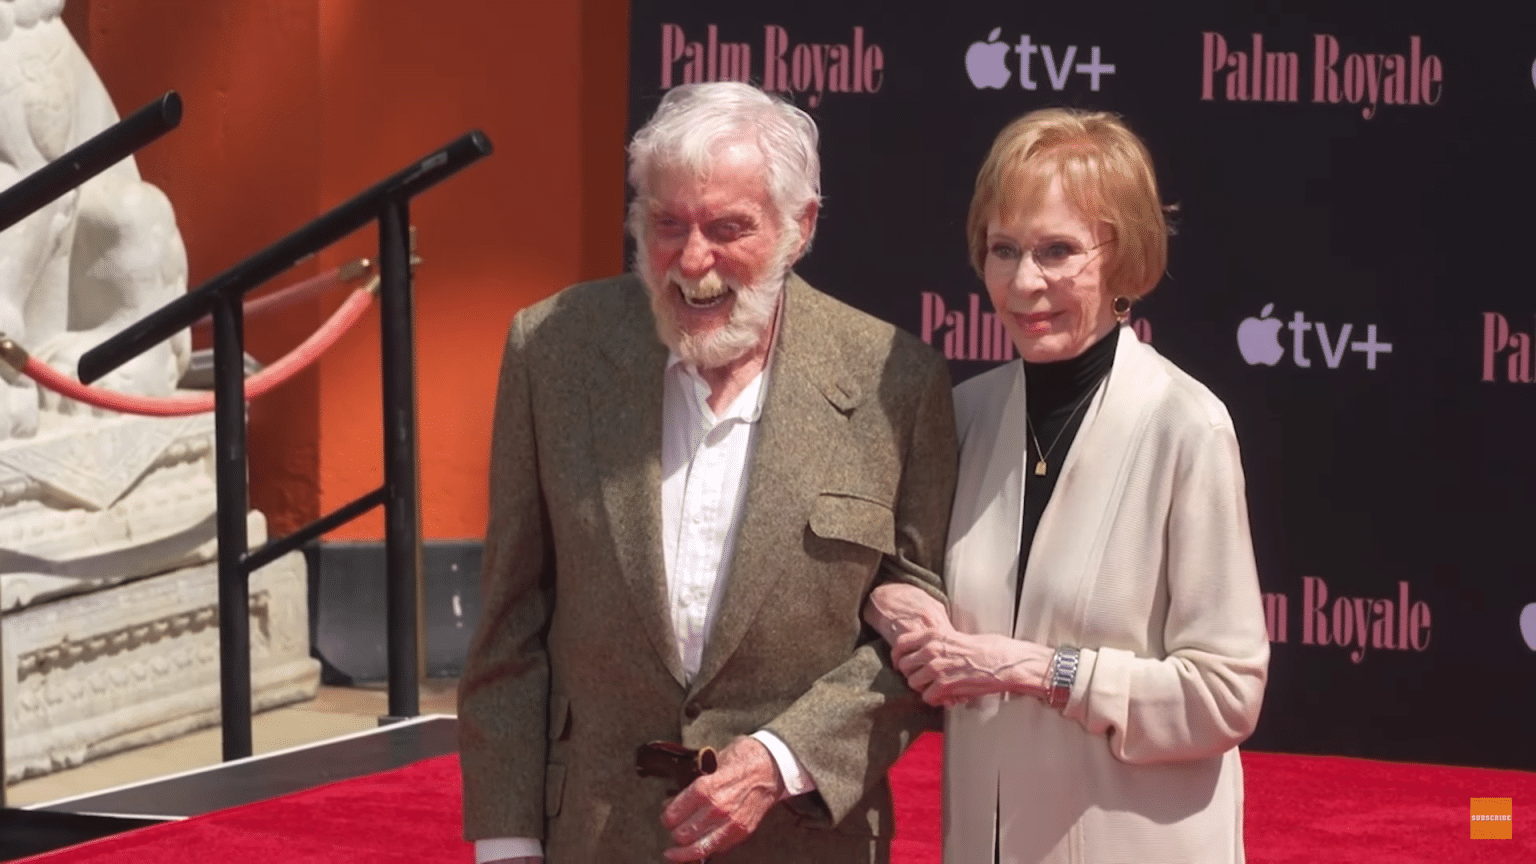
1240,748,1532,863
19,733,1534,862
16,756,473,863
890,731,943,863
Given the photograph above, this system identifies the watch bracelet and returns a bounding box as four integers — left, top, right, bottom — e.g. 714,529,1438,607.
1046,645,1081,711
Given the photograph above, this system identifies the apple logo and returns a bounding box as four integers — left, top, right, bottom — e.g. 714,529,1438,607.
1521,603,1536,650
1237,302,1285,366
966,27,1012,89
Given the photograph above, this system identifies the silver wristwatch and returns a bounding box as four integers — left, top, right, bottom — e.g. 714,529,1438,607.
1045,646,1081,711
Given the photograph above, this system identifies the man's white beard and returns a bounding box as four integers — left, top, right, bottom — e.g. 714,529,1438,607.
636,237,794,371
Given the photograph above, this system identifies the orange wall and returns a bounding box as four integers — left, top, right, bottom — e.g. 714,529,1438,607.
67,0,629,540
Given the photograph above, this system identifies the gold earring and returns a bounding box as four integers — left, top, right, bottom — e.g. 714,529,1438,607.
1112,295,1133,320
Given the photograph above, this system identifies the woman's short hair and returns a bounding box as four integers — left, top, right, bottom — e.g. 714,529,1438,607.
627,82,822,250
967,108,1169,299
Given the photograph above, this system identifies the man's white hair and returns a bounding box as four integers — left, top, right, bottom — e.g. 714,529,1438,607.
626,82,822,253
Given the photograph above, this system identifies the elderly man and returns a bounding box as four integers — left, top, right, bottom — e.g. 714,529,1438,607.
458,81,957,863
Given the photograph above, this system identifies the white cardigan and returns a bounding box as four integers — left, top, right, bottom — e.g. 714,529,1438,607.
942,326,1269,864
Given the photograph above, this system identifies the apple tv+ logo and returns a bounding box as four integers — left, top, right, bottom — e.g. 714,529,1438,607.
1237,303,1393,370
965,28,1116,92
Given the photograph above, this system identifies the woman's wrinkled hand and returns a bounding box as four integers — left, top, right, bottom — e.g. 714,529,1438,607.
863,582,951,641
892,629,1055,707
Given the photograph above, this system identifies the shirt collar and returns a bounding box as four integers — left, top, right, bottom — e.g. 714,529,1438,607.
665,313,780,424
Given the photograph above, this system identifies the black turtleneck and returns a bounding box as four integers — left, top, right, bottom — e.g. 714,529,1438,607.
996,326,1123,863
1017,325,1120,605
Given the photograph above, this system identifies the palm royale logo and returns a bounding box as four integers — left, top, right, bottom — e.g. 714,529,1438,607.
1263,577,1431,663
1482,313,1536,382
659,23,884,108
920,292,1151,362
1201,32,1444,119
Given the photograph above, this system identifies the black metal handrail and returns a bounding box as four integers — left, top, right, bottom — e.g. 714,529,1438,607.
0,92,182,235
82,129,493,761
78,130,492,384
0,92,183,807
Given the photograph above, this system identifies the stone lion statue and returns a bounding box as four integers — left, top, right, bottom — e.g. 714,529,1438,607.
0,0,190,439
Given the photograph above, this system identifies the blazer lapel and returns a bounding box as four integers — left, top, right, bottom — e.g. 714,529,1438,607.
688,275,852,695
590,283,686,688
1017,326,1170,642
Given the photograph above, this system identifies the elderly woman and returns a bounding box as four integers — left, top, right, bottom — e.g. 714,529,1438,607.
865,109,1269,863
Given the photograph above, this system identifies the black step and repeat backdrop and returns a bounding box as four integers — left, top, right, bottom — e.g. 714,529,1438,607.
626,0,1536,772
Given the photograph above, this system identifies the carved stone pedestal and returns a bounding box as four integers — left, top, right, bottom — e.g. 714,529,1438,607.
2,542,315,782
0,414,320,782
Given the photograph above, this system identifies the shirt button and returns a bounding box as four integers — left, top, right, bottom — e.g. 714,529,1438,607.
684,702,703,720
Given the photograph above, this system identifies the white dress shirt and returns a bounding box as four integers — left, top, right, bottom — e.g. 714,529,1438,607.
475,351,814,863
661,351,766,681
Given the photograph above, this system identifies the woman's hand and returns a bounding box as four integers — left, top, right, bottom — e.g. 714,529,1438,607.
862,583,1057,708
892,630,1055,706
863,582,951,642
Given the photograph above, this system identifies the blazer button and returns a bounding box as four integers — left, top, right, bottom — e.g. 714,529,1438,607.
684,702,702,720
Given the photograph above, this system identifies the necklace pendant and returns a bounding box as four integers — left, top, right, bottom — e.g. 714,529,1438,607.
1034,459,1048,477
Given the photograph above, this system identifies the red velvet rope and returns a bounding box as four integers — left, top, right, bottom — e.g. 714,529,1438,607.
3,279,378,417
191,258,374,330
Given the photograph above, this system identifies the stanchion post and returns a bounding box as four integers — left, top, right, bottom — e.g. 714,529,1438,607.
378,199,423,723
211,292,254,760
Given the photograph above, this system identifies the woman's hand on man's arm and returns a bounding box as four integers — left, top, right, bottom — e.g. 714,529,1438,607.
863,581,950,643
863,582,1055,707
892,629,1054,706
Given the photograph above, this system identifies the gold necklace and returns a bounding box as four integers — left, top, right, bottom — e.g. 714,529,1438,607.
1024,375,1107,477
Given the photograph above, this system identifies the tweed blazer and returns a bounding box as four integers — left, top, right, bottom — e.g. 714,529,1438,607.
942,326,1269,864
459,273,957,863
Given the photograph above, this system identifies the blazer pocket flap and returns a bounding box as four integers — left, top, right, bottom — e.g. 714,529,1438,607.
809,493,896,555
548,693,571,741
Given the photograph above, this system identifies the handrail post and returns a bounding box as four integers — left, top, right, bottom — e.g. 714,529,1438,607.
212,292,254,760
378,199,422,722
73,129,491,755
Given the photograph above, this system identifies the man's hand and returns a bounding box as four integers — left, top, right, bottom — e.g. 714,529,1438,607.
660,736,782,861
893,629,1054,706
